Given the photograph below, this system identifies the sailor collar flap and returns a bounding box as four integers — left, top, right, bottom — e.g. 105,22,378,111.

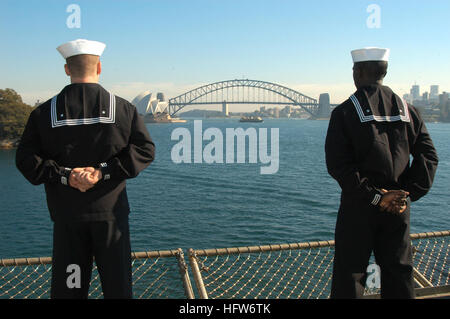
50,84,116,128
350,85,410,123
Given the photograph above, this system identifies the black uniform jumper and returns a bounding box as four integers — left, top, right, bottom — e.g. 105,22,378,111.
325,84,438,299
16,83,155,298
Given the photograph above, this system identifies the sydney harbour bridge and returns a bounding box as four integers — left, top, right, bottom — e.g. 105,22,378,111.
133,79,334,119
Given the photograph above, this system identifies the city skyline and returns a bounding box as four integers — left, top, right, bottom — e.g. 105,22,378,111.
1,0,449,110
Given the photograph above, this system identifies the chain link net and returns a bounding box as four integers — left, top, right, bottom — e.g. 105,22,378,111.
412,235,449,287
0,232,448,299
0,263,52,299
190,232,449,299
0,252,189,299
191,245,335,299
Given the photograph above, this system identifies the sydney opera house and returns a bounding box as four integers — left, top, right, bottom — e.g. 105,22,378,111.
132,92,169,115
132,92,186,123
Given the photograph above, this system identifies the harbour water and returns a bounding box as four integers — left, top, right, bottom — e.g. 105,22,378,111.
0,119,449,259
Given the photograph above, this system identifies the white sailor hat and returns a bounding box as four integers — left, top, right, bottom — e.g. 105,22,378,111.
351,47,390,63
56,39,106,59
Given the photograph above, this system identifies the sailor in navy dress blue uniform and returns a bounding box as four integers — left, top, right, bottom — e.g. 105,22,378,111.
16,39,155,298
325,48,438,298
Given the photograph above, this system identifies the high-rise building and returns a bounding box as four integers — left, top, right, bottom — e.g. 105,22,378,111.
156,92,166,101
439,92,448,108
273,107,279,118
430,85,439,102
410,84,420,101
283,105,292,114
439,92,449,122
403,93,412,103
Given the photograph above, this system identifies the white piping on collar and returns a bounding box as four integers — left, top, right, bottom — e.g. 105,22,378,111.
350,94,410,123
51,91,116,128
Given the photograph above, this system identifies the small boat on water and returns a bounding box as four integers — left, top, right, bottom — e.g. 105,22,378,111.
239,116,263,123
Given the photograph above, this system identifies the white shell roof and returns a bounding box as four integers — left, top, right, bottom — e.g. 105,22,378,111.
133,91,168,114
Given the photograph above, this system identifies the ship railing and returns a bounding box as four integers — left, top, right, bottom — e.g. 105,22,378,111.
1,230,449,299
0,249,193,299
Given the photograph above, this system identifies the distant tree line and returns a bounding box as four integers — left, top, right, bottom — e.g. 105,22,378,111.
0,89,33,140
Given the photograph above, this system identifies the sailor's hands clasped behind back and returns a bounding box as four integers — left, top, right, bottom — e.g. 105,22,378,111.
379,189,409,214
69,167,103,192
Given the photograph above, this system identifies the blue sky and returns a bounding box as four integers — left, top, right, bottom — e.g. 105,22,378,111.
0,0,449,107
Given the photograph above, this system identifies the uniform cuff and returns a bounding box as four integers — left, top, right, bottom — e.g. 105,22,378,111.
370,189,383,206
60,167,72,186
99,162,111,181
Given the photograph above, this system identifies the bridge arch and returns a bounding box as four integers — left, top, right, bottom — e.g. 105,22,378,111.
168,79,319,116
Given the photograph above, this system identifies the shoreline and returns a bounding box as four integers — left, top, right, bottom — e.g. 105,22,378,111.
1,118,448,150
